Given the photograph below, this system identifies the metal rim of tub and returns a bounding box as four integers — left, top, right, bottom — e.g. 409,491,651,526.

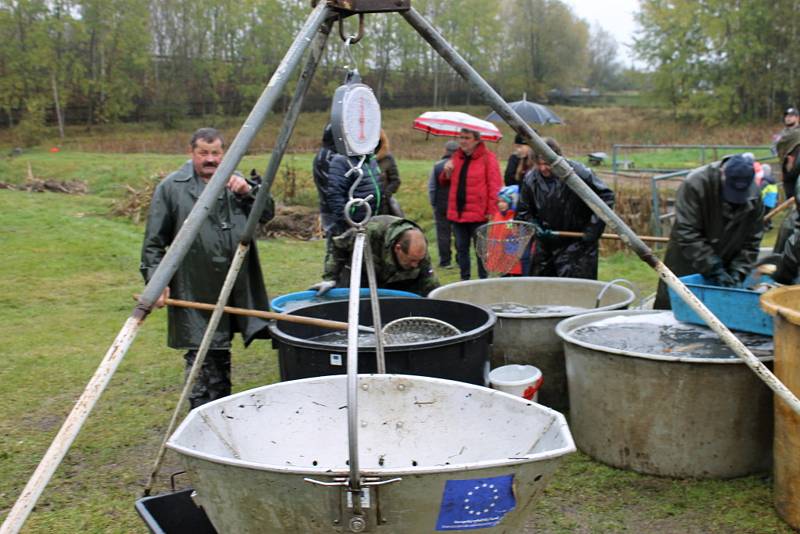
268,297,496,351
428,277,636,318
166,374,576,476
555,309,774,364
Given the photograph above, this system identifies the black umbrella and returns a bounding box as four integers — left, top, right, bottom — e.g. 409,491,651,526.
486,93,562,125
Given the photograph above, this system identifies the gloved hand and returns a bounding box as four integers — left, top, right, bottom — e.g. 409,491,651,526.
707,268,737,287
533,223,554,242
582,225,603,243
309,280,336,296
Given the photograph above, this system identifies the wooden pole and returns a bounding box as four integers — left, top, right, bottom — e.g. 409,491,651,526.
764,197,795,223
553,230,670,243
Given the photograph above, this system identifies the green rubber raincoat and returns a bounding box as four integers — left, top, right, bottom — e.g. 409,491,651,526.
140,161,274,349
654,162,764,309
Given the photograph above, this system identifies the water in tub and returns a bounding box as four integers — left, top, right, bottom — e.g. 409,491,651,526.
570,312,773,359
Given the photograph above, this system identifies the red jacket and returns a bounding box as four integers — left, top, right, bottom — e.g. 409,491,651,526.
439,142,502,223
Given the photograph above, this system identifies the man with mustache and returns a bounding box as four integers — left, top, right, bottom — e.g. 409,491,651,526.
140,127,274,408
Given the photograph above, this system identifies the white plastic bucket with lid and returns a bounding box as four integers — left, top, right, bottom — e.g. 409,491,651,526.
489,364,544,402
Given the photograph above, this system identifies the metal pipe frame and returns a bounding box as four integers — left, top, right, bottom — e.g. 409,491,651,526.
346,232,367,504
401,7,800,417
0,5,332,533
363,240,387,374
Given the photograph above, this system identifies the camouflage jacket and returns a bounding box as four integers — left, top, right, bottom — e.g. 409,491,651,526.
323,215,439,296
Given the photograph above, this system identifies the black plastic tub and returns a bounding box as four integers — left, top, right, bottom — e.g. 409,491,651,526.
135,489,216,534
268,297,495,385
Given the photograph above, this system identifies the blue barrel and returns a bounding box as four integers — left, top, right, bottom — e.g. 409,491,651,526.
271,288,420,314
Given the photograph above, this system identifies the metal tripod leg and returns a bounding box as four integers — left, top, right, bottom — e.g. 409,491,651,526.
363,240,386,374
401,6,800,417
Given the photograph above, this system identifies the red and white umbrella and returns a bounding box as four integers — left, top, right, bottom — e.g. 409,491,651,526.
412,111,503,142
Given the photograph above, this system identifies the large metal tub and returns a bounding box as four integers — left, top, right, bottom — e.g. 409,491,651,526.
557,310,774,479
429,277,634,410
168,374,575,533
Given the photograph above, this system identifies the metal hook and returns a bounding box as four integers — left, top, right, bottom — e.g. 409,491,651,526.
338,13,365,45
344,197,373,229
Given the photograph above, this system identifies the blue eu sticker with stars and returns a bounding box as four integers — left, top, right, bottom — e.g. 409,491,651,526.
435,474,516,530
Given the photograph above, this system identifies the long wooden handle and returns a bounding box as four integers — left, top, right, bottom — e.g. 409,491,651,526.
764,196,795,222
163,297,358,331
553,230,670,243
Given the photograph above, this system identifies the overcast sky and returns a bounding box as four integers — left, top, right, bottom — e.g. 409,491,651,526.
564,0,641,67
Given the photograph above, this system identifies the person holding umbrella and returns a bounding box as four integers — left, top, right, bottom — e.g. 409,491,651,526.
439,128,502,280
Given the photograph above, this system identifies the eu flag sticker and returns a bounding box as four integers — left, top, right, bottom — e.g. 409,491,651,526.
435,474,516,531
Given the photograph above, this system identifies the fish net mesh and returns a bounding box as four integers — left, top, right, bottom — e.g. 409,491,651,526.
382,317,461,344
475,221,536,277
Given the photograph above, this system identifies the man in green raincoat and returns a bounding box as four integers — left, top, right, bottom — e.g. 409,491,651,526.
312,215,440,297
141,128,274,408
654,155,764,309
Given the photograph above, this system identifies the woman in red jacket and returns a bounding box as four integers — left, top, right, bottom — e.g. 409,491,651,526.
440,128,502,280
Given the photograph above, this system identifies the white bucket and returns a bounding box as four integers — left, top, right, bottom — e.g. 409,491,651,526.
489,364,544,402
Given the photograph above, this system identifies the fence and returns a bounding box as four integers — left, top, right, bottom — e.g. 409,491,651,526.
611,144,774,174
649,153,779,236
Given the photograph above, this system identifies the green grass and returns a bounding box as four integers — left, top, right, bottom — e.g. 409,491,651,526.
592,146,777,173
0,150,793,533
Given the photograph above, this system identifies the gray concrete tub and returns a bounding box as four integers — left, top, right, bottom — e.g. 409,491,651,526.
556,310,774,479
429,277,634,411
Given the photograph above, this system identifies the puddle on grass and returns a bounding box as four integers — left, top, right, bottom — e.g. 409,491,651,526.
570,312,773,359
490,302,589,315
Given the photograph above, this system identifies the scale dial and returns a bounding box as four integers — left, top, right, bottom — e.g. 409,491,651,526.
331,83,381,156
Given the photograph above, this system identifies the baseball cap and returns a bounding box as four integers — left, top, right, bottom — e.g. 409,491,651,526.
721,154,755,204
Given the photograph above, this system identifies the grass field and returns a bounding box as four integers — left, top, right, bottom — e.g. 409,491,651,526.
0,122,793,532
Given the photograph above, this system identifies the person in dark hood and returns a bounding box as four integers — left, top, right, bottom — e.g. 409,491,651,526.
428,140,459,268
141,127,273,408
653,154,765,309
312,124,338,239
516,137,615,279
504,133,534,186
774,129,800,254
375,129,403,216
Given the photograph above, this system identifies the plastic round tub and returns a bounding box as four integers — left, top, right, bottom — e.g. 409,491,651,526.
271,288,420,313
429,277,634,410
268,297,495,386
556,310,774,479
761,286,800,529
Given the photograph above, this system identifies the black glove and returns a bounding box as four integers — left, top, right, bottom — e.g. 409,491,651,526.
707,267,737,287
532,221,555,242
582,225,603,243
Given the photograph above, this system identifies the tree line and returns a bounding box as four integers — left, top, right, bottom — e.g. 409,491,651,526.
635,0,800,124
0,0,630,139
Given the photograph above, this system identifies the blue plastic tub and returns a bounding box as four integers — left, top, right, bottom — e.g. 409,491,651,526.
668,273,773,336
271,288,420,314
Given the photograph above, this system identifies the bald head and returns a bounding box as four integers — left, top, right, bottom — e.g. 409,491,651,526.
394,228,427,270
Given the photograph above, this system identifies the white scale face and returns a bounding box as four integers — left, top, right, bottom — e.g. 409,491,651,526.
336,84,381,156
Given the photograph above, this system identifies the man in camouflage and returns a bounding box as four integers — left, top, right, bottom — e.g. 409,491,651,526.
312,215,440,297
